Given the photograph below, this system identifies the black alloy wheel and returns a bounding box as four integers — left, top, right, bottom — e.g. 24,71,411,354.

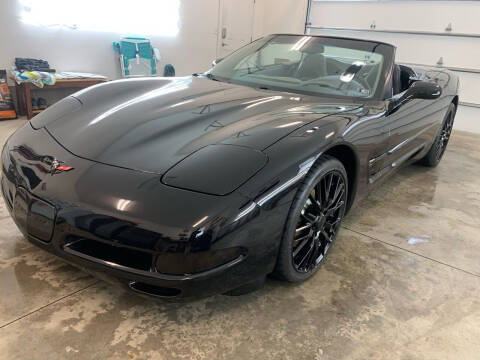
420,103,456,167
292,171,346,272
434,108,454,161
274,156,348,282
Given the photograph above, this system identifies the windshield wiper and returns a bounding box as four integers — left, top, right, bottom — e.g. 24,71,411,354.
205,73,220,82
193,73,221,82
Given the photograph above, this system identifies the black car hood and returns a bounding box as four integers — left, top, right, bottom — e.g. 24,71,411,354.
43,76,362,174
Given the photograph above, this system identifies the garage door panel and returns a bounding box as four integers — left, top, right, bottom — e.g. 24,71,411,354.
455,105,480,133
456,72,480,105
310,1,480,34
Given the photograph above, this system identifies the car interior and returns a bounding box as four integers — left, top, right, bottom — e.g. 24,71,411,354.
226,39,386,98
392,64,417,95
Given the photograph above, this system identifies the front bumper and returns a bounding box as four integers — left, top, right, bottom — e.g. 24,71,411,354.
1,123,289,299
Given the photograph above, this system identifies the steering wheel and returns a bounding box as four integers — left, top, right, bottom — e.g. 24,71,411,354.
302,79,340,90
303,76,370,95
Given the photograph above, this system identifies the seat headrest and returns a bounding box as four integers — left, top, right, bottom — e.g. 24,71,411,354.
300,42,325,54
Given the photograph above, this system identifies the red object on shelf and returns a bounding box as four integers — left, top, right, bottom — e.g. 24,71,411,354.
0,70,17,120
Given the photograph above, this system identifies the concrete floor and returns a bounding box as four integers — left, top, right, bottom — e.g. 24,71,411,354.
1,118,480,360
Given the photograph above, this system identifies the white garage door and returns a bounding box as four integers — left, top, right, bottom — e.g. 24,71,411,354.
305,0,480,133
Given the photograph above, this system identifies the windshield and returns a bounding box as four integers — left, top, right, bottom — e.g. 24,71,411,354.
210,35,391,99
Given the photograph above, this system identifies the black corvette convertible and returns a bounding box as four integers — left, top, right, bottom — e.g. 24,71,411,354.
1,35,458,298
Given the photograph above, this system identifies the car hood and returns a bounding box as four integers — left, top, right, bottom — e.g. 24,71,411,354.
42,76,362,174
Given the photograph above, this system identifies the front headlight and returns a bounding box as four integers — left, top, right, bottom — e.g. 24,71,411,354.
162,144,267,196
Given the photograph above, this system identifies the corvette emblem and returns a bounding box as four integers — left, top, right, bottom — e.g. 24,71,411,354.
50,159,73,174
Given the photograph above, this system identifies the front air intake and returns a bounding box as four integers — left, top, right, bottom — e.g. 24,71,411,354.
128,281,181,297
64,238,153,272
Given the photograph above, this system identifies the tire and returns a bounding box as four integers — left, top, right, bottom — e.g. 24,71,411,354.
274,155,348,282
419,103,456,167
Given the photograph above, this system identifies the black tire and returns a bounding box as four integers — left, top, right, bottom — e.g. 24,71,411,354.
274,155,348,282
419,103,456,167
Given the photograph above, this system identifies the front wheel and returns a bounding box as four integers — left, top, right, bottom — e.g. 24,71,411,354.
274,156,348,282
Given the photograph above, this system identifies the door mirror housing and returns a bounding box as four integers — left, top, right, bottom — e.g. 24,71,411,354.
406,80,442,100
388,81,442,114
212,58,223,67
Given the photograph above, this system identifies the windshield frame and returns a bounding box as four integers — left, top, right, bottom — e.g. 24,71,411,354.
209,34,395,101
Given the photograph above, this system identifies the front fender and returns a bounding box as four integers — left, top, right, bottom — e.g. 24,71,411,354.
237,115,352,207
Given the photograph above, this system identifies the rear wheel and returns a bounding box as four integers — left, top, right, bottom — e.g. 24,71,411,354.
419,103,456,167
274,156,348,282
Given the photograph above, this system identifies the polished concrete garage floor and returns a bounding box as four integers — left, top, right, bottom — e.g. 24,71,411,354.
1,118,479,360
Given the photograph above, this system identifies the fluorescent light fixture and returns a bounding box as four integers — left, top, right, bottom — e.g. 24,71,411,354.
325,131,335,139
19,0,180,36
192,216,209,228
245,96,282,109
116,199,131,211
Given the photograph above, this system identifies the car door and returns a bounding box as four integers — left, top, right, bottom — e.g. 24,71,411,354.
384,67,441,169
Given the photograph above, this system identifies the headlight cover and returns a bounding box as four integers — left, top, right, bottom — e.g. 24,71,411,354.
162,144,267,196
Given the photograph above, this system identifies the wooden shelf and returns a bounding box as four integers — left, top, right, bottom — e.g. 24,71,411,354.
15,78,107,119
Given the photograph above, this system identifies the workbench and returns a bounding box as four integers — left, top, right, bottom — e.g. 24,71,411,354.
15,78,107,119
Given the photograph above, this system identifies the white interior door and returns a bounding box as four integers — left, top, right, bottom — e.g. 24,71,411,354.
217,0,255,59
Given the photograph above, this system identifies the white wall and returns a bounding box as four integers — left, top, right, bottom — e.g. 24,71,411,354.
254,0,308,38
0,0,309,83
0,0,220,82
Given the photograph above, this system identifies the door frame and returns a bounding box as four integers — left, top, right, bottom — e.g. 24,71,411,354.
216,0,256,58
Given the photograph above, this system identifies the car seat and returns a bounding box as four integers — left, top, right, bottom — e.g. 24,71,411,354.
295,42,327,80
392,64,402,95
393,64,417,95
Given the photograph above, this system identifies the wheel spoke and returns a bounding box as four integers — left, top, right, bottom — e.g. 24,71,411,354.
329,181,344,208
297,242,315,269
327,188,345,213
315,183,324,209
325,217,341,228
295,223,312,234
328,200,344,214
321,229,332,243
308,194,322,213
293,234,311,257
301,211,316,223
307,239,320,268
324,173,333,203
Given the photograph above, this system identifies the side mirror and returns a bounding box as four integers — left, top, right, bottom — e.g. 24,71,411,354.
405,80,442,100
388,81,442,114
212,58,223,67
